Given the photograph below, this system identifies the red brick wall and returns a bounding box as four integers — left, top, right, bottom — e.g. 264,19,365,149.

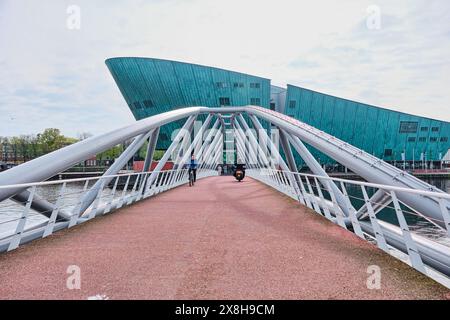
133,161,174,172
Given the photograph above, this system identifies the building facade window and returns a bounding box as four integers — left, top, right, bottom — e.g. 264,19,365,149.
85,159,96,167
289,100,296,108
219,97,230,106
399,121,418,133
233,82,244,88
418,137,426,142
440,137,448,142
408,137,416,142
431,127,439,132
216,82,228,88
250,83,260,89
420,126,428,131
143,99,154,108
270,102,276,110
384,149,393,156
133,101,142,109
430,137,438,142
250,98,261,105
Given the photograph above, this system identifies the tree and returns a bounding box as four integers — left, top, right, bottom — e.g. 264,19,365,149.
2,129,83,163
96,145,123,162
138,141,148,160
153,150,164,161
2,128,166,165
137,141,164,161
36,128,69,153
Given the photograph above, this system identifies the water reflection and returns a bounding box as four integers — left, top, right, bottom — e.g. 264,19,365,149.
343,178,450,246
0,182,132,239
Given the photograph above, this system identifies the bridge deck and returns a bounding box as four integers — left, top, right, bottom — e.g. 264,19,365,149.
0,176,448,299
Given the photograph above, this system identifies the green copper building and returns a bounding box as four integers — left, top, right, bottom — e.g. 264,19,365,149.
106,57,450,169
106,57,270,150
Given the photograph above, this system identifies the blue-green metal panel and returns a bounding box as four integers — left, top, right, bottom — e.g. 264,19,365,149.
106,57,271,149
106,58,449,165
285,84,450,165
352,103,368,150
332,98,347,141
399,112,416,161
417,118,431,160
429,119,442,160
364,104,379,155
325,96,338,137
298,89,312,121
344,101,358,146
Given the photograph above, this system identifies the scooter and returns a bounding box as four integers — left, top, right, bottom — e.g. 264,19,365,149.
233,164,246,182
234,169,244,182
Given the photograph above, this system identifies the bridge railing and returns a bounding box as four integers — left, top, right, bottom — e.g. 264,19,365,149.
0,168,218,252
248,168,450,283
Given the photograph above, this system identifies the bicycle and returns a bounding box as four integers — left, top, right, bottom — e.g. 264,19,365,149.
189,169,195,187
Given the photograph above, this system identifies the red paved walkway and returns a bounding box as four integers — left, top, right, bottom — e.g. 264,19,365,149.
0,176,448,299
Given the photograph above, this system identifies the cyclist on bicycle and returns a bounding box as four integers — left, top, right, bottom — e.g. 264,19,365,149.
188,154,198,183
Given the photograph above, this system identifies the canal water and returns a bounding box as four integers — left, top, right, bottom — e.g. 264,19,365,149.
0,177,449,246
343,177,450,247
0,183,133,239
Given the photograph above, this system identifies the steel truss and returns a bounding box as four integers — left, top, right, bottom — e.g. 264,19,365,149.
0,106,449,285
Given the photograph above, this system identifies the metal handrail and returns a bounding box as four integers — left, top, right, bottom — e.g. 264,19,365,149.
0,168,219,252
0,105,449,287
259,169,450,200
0,169,187,190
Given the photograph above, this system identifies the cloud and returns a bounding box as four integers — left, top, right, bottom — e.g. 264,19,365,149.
0,0,449,138
272,0,450,120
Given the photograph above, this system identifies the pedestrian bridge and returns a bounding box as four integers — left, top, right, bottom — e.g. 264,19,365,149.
0,106,449,297
1,176,448,299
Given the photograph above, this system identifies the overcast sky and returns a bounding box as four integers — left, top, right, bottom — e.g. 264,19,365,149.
1,0,449,137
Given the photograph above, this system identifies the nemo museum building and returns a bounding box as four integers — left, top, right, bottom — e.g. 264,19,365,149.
106,57,450,170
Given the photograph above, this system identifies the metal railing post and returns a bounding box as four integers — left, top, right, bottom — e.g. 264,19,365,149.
43,182,66,237
69,180,89,228
314,177,332,220
8,186,36,251
361,186,389,252
117,175,131,209
104,176,119,214
390,190,426,273
305,176,322,214
339,181,365,239
325,180,347,229
88,179,105,220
